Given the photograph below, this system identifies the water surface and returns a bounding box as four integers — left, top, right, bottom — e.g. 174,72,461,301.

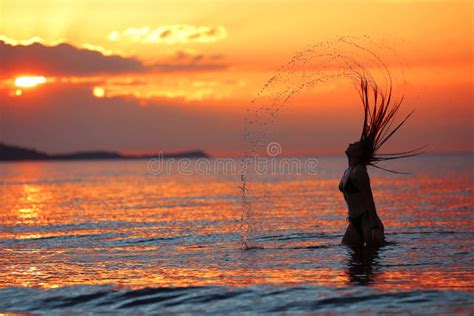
0,154,473,314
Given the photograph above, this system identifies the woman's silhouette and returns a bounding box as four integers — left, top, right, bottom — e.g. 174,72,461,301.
339,78,422,247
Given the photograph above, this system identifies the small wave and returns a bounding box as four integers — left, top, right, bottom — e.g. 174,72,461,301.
255,232,340,242
0,286,472,314
386,231,462,235
278,244,333,250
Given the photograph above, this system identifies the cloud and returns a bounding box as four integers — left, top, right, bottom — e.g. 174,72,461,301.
0,39,228,77
0,35,118,56
152,49,228,72
153,63,227,72
0,39,146,77
108,25,227,44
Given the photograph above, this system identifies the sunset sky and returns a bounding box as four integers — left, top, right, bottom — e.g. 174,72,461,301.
0,0,472,156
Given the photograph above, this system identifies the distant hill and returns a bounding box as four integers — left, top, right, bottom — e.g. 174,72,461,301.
53,151,123,160
0,143,49,161
0,143,209,162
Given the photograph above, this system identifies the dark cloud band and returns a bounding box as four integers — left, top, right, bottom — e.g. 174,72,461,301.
0,41,146,76
0,40,228,77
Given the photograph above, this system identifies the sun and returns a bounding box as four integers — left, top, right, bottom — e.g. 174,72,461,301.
93,87,106,98
15,76,47,88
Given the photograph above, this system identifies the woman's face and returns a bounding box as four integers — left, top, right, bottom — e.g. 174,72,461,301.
345,141,364,160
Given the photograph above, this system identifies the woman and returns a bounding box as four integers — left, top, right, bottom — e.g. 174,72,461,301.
339,78,422,247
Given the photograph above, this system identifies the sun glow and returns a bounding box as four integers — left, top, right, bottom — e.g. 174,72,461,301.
15,76,46,88
93,87,106,98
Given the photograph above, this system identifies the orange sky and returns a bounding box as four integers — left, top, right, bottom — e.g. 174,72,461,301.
0,0,472,155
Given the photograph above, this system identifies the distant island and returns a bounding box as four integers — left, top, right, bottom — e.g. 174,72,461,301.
0,143,209,162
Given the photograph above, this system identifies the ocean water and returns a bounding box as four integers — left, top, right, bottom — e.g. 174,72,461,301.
0,154,473,314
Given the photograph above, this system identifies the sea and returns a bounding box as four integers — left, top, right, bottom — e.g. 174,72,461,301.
0,153,473,314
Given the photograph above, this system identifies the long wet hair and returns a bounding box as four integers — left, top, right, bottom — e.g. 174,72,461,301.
357,77,423,173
